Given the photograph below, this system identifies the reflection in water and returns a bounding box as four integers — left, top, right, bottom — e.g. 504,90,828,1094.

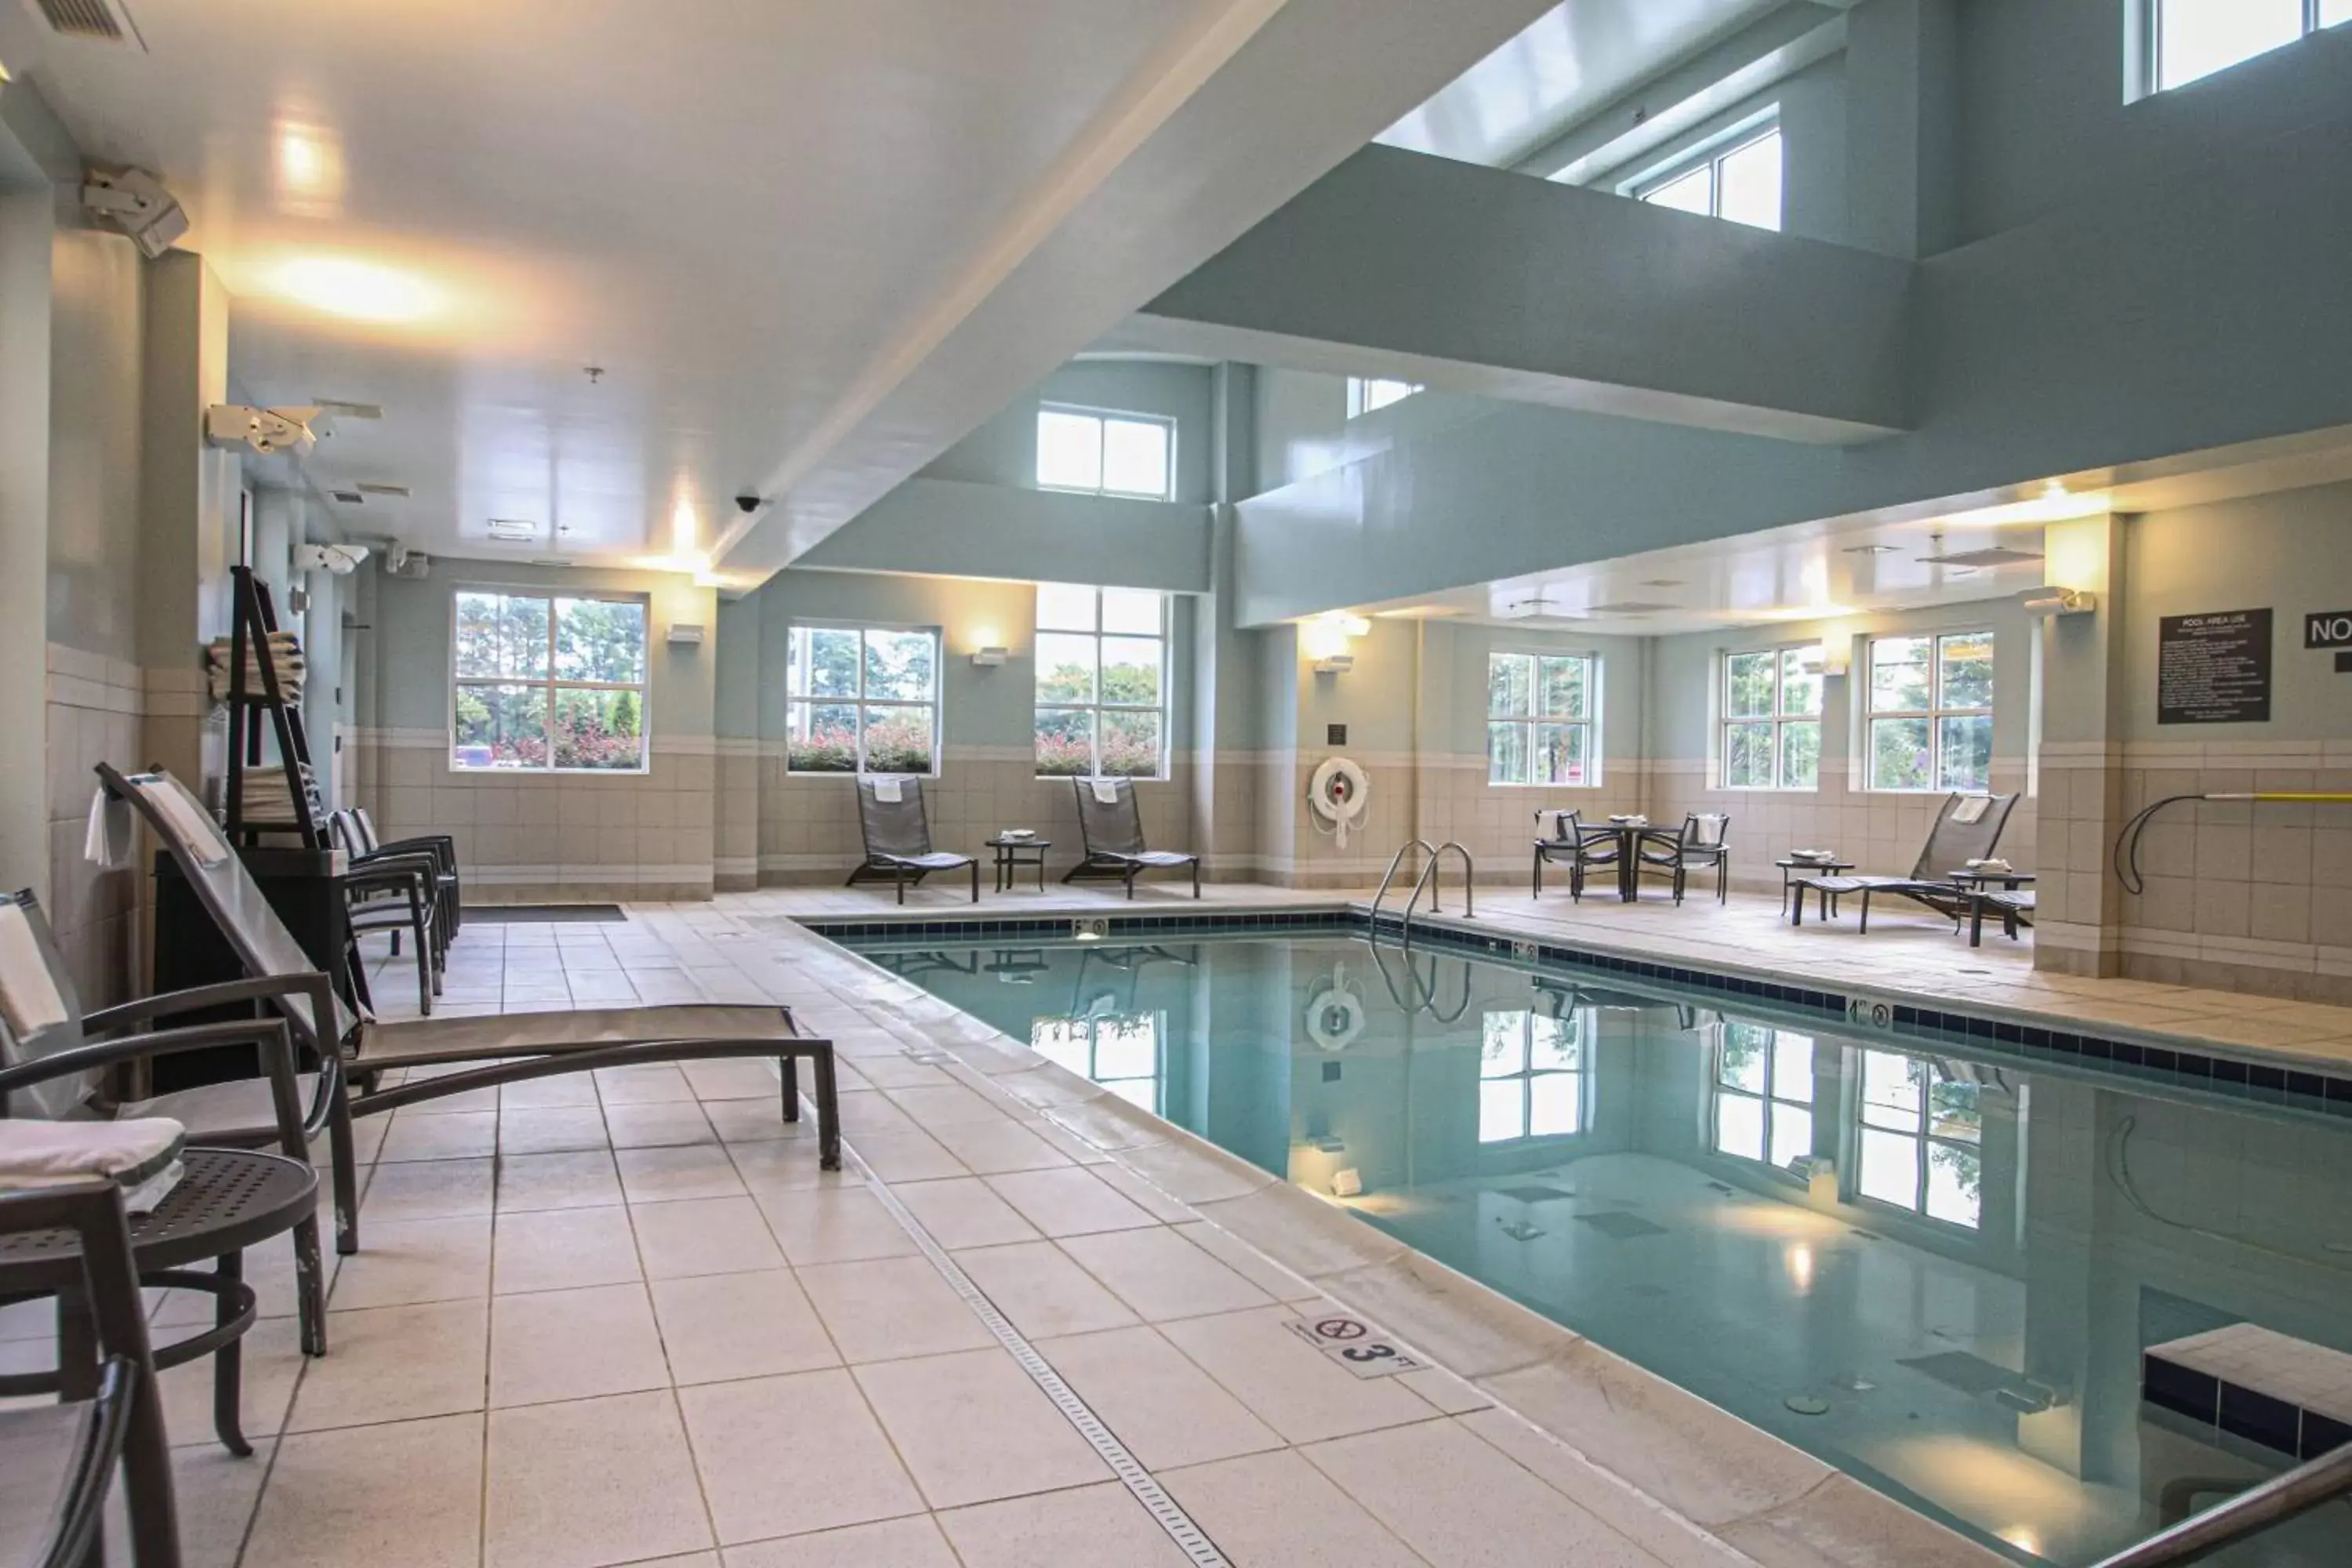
855,933,2352,1566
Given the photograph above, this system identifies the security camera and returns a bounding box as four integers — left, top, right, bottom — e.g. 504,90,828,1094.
206,405,319,457
82,166,189,260
735,495,764,514
296,543,370,576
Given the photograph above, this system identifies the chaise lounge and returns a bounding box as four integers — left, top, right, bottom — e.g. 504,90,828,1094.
1790,791,2020,932
96,764,841,1265
1063,777,1200,898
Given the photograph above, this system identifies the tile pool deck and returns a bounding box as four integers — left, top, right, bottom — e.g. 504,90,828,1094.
22,883,2352,1566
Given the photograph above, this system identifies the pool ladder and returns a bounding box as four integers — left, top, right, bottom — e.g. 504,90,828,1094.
1370,839,1474,942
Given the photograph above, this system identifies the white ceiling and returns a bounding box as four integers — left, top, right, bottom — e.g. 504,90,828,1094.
4,0,1558,578
1374,0,1787,170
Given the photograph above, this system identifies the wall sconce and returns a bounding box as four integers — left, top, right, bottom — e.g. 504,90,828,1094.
1805,648,1850,678
970,646,1009,667
1303,612,1370,671
2018,586,2097,617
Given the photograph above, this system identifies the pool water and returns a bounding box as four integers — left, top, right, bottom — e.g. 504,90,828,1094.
843,927,2352,1566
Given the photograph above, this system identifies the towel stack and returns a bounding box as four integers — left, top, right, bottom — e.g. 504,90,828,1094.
0,1118,187,1214
207,630,306,703
238,762,324,826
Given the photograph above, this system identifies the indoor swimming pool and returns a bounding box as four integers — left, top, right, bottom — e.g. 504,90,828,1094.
835,924,2352,1566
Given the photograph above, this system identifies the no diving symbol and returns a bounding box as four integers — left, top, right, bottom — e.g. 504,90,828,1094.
1313,1317,1367,1342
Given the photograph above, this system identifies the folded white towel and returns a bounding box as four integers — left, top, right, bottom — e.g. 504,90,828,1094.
0,902,70,1041
873,777,902,804
84,787,133,869
0,1117,184,1194
1951,795,1991,824
135,777,231,867
1090,779,1120,805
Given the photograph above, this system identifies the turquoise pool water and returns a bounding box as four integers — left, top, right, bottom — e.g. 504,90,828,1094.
842,927,2352,1566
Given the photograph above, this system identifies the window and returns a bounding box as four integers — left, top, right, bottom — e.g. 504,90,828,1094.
1866,631,1992,792
1032,1011,1160,1112
1487,652,1599,786
1855,1049,1982,1229
1722,646,1823,789
1036,406,1174,499
452,590,648,771
1035,584,1166,778
2151,0,2347,93
1478,1009,1586,1143
784,626,940,775
1634,123,1783,230
1711,1023,1815,1175
1345,377,1422,418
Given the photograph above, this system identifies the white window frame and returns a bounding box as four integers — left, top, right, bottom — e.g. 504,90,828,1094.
1864,630,1994,794
1627,114,1784,230
1720,644,1824,791
1853,1047,1984,1232
2144,1,2347,96
1345,377,1422,418
1035,404,1176,500
449,586,650,775
1477,1007,1589,1144
1709,1023,1816,1181
782,622,943,777
1034,586,1170,781
1486,651,1602,788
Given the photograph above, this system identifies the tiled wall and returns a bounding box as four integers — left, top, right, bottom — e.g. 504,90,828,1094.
2040,740,2352,1004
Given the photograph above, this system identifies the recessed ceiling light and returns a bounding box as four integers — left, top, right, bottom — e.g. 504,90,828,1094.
311,399,383,421
271,256,442,324
1842,543,1896,554
328,488,365,506
488,518,538,543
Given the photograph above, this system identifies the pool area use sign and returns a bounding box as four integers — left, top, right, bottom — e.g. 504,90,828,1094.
2158,608,2271,724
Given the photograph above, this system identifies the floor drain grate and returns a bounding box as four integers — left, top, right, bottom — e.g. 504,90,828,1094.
848,1138,1231,1565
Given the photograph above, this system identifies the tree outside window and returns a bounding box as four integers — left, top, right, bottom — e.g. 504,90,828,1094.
452,590,648,771
1489,652,1599,786
1035,584,1166,779
785,626,939,775
1867,631,1992,792
1856,1049,1982,1229
1723,646,1823,789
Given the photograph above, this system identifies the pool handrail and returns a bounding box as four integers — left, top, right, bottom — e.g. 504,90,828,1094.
2088,1439,2352,1566
1403,841,1474,935
1370,840,1438,929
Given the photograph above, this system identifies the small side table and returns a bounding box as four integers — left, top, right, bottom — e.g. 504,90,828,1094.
1777,857,1853,920
988,836,1051,893
1950,869,2036,947
0,1148,321,1457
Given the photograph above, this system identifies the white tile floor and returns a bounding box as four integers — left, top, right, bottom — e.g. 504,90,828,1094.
30,877,2350,1566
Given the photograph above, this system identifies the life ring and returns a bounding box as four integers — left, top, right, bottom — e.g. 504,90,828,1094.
1306,980,1365,1052
1307,756,1371,848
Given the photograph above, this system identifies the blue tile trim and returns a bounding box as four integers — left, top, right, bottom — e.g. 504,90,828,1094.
812,910,2352,1114
2144,1352,2352,1462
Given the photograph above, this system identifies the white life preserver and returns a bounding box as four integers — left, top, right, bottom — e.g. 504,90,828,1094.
1307,756,1372,848
1305,966,1365,1052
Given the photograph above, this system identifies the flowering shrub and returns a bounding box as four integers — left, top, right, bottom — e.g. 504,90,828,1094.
788,722,858,773
1035,731,1092,776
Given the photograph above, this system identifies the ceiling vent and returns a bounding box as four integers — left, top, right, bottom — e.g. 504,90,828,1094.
34,0,144,45
355,482,410,499
311,400,383,422
1918,546,2044,568
1584,601,1682,616
328,488,365,506
487,518,538,543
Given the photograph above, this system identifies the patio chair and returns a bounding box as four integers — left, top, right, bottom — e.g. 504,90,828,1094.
0,1181,180,1567
847,779,977,904
0,889,331,1357
1531,810,1622,902
1635,813,1731,905
96,764,840,1262
1064,778,1200,898
351,806,464,938
326,809,442,1014
1789,792,2020,931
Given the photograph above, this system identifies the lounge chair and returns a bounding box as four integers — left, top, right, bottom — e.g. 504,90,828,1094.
1,889,331,1356
1064,778,1200,898
847,778,977,904
1531,810,1621,902
96,764,840,1263
326,809,442,1014
1789,792,2019,931
1635,813,1731,905
0,1181,179,1567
